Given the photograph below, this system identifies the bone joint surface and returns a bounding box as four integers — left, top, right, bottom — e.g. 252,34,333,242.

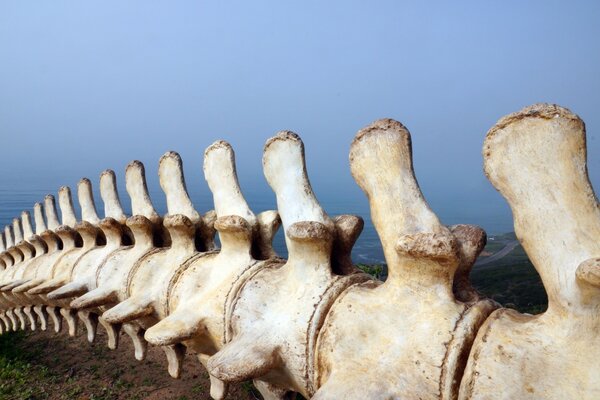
0,103,598,399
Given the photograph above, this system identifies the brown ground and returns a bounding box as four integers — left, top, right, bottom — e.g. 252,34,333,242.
2,326,261,400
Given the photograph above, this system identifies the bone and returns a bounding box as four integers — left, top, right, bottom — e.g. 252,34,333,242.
78,310,99,343
22,210,46,256
482,103,599,312
12,279,41,293
41,195,60,231
349,118,458,285
46,215,127,301
2,279,31,291
12,217,34,259
4,226,14,249
33,305,48,331
60,307,78,336
71,287,117,310
100,169,127,223
125,215,155,249
48,281,88,299
47,306,62,333
263,132,334,247
12,218,24,244
28,278,65,295
204,140,256,254
0,233,7,272
3,113,597,399
144,312,202,347
99,153,200,338
312,119,497,400
23,306,36,330
0,232,14,269
14,307,26,330
198,354,228,400
450,224,488,303
99,317,120,349
65,161,161,359
253,210,281,259
22,185,102,330
38,196,62,255
162,214,196,253
142,141,276,398
331,214,364,275
33,203,47,235
123,323,148,361
126,160,160,223
101,297,153,324
163,344,186,379
78,178,100,224
125,161,166,250
210,337,277,382
28,187,97,297
21,211,34,239
459,103,600,400
5,309,17,331
209,132,369,399
159,151,200,222
58,187,77,227
4,225,24,265
204,141,256,223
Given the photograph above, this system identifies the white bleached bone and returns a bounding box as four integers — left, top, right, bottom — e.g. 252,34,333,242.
9,196,63,332
100,169,127,224
100,152,217,372
24,184,102,336
144,140,280,399
1,108,597,400
70,160,161,358
5,211,48,331
47,170,132,341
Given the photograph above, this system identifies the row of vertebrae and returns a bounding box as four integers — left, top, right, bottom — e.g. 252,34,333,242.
0,103,598,399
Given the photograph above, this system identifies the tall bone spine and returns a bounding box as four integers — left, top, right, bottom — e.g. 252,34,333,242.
312,119,497,400
459,103,600,400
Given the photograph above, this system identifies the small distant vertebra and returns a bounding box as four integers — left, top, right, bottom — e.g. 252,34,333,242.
0,103,598,399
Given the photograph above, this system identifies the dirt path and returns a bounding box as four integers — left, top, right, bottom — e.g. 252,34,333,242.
475,240,519,268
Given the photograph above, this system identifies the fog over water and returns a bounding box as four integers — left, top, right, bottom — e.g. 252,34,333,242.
1,2,599,263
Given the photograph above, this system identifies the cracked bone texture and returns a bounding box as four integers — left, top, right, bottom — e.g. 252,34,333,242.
0,103,597,400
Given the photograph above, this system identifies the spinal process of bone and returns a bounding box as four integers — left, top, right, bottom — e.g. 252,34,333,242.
0,103,598,400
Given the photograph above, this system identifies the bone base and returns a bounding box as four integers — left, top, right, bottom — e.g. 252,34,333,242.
315,282,497,399
460,309,600,400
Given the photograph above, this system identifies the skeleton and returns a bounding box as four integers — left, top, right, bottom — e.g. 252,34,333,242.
0,103,598,399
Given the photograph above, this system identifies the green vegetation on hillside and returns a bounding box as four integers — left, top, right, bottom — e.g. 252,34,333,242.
471,243,547,314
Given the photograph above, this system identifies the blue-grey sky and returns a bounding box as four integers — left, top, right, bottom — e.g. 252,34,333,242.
1,1,600,237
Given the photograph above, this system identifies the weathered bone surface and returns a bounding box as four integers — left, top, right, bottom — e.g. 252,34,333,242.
459,104,600,400
0,103,598,400
208,132,370,399
312,120,497,400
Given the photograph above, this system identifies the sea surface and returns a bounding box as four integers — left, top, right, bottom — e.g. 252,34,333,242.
0,180,515,265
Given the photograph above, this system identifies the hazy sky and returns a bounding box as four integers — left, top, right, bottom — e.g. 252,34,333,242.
1,1,600,234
